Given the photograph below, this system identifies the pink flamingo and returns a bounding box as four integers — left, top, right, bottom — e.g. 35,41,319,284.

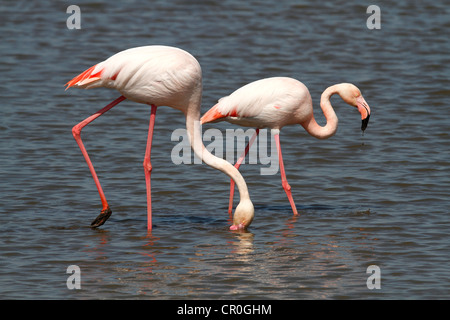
65,46,254,230
201,77,371,229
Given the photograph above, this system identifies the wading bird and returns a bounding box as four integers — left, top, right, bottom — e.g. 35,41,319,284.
66,46,254,231
201,77,371,229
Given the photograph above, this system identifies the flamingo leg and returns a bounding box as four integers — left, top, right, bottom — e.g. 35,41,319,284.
274,133,299,216
228,128,260,215
143,105,157,230
72,95,127,227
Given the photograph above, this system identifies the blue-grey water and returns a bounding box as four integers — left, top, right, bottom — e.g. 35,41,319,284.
0,1,448,300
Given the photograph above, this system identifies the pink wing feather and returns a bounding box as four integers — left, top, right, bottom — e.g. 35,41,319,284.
65,64,104,90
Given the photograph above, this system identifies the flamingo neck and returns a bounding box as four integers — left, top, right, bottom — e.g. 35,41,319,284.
301,85,339,140
184,107,251,201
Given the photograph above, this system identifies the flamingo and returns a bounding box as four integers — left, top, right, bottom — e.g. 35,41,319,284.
65,45,254,231
201,77,371,228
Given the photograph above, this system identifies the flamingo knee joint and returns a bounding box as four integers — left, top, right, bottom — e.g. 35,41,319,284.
72,125,82,138
282,181,291,191
143,160,152,173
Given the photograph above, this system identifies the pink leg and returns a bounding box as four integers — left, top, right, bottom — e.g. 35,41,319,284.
228,128,260,215
274,133,299,216
143,105,157,230
72,95,127,227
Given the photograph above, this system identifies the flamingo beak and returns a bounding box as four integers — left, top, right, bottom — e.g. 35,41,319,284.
361,113,370,131
356,96,371,131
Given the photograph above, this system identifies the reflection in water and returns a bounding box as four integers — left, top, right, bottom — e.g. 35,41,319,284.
277,214,300,245
229,230,255,257
82,229,111,260
71,205,390,298
141,232,160,268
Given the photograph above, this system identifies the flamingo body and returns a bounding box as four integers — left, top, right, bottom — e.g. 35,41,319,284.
201,77,313,129
66,46,201,111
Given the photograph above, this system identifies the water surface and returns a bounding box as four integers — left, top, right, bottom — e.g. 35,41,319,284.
0,1,448,299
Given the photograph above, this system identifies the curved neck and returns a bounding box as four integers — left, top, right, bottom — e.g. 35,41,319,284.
185,105,251,201
301,85,340,139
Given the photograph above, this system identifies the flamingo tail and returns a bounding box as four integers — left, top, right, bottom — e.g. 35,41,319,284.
200,104,227,124
65,64,103,90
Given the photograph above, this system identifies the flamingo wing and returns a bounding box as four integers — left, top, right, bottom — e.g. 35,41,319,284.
201,77,304,126
66,46,201,107
65,46,149,90
201,79,277,124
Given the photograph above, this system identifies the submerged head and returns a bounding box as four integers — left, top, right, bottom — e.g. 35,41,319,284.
338,83,371,131
230,199,254,231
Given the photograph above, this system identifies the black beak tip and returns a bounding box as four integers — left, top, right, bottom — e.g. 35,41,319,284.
361,114,370,131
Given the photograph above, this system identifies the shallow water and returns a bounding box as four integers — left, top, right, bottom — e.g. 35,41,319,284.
0,1,449,299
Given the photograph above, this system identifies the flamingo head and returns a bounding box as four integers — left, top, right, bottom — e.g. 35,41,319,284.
339,83,371,131
230,199,254,231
